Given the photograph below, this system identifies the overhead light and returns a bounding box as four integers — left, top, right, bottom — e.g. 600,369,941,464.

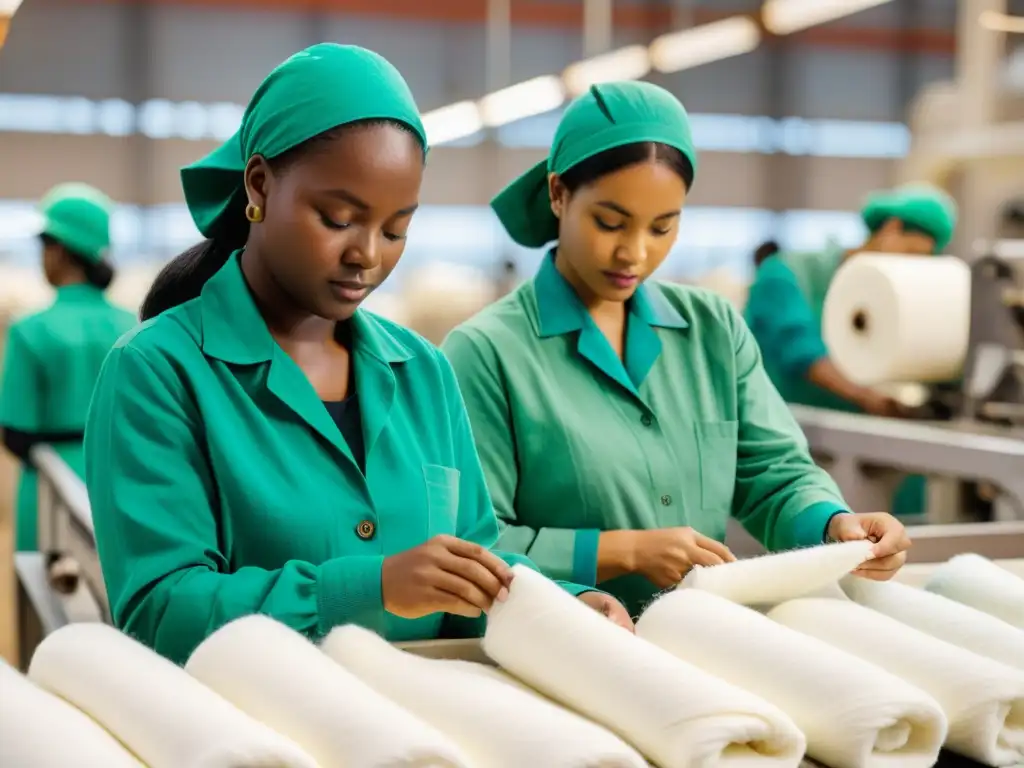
478,76,566,127
0,0,24,12
762,0,893,36
979,10,1024,34
562,45,651,96
650,16,762,73
420,101,483,146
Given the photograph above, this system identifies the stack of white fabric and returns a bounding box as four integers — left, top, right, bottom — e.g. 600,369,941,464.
484,565,807,768
637,588,947,768
187,615,471,768
0,659,143,766
322,623,648,767
924,553,1024,628
28,623,319,768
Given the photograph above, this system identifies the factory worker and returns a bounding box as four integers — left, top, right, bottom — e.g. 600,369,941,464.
84,44,629,666
441,82,911,618
0,183,136,552
745,184,957,517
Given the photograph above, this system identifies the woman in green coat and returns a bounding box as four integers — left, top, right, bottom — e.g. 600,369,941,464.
0,183,136,551
84,43,628,666
442,82,912,618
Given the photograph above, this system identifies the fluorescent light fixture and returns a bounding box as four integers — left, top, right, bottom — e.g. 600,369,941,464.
562,45,651,96
421,101,483,146
979,10,1024,34
650,16,761,73
762,0,893,36
478,76,566,127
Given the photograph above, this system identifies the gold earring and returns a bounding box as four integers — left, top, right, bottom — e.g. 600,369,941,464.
245,203,264,223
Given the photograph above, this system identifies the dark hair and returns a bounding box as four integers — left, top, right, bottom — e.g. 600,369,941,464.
753,240,780,268
557,142,694,194
41,233,116,290
140,118,423,322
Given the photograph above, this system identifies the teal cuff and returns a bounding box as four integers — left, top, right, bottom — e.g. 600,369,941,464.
789,502,849,549
317,555,385,637
571,529,601,587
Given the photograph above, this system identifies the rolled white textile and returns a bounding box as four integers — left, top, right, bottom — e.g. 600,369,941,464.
925,553,1024,628
188,615,471,768
769,598,1024,766
840,574,1024,672
322,624,648,768
679,541,874,606
28,623,318,768
636,589,947,768
0,659,143,767
484,565,807,768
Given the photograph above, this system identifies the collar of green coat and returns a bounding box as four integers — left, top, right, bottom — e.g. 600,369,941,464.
533,250,688,338
199,251,414,366
55,283,106,302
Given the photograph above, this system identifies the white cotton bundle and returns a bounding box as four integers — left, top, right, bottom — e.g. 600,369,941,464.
322,624,648,768
0,659,144,767
840,575,1024,672
27,623,319,768
188,615,471,768
925,553,1024,628
484,565,807,768
769,598,1024,766
679,541,874,606
636,589,947,768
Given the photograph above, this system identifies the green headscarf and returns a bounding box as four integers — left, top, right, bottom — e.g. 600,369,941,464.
491,81,698,248
861,183,958,253
38,182,113,264
181,43,427,239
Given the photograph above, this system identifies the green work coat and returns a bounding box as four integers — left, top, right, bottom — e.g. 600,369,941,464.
84,253,589,665
0,284,136,551
442,254,849,616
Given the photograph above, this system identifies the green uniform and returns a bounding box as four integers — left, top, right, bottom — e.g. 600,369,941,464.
443,254,849,616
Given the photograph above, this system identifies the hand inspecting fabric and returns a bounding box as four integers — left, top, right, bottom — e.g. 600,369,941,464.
577,592,635,632
827,512,911,580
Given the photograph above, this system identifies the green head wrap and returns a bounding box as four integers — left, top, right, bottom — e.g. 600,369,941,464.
38,182,113,264
491,81,698,249
181,43,427,239
861,183,958,253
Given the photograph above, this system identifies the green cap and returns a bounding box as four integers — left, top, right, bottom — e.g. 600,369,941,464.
181,43,427,239
38,182,113,264
861,183,958,253
491,81,698,249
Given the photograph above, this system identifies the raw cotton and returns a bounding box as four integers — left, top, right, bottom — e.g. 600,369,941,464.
188,615,471,768
769,598,1024,766
840,575,1024,672
322,624,648,768
28,622,318,768
483,565,807,768
679,541,874,606
925,553,1024,628
0,659,143,767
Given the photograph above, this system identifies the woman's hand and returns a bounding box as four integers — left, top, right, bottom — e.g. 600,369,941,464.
828,512,912,580
578,592,634,632
381,535,513,619
601,528,736,588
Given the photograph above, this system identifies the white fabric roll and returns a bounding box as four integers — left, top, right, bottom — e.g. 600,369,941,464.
637,589,947,768
822,254,972,386
322,624,648,768
840,574,1024,671
0,659,143,767
769,598,1024,766
27,623,318,768
188,615,470,768
484,565,807,768
925,553,1024,628
679,541,874,606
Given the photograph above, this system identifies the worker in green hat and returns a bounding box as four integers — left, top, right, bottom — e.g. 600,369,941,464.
745,183,958,516
0,183,137,551
442,81,912,619
83,43,628,666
